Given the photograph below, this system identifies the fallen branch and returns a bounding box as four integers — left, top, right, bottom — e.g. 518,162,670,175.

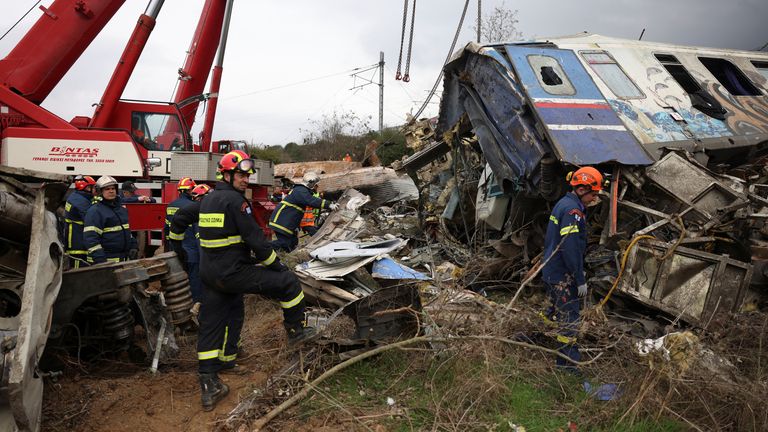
251,334,603,431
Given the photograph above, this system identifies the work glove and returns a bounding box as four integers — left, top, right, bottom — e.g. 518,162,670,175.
268,259,290,272
577,283,588,297
329,202,339,211
128,249,139,260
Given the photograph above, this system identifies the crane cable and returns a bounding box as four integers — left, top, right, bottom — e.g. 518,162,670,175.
412,0,471,120
402,0,417,82
394,0,409,81
0,0,42,42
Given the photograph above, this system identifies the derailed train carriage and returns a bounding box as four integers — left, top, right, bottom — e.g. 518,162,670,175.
404,33,768,326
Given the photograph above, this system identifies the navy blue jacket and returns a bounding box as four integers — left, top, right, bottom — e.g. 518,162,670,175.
164,192,193,238
199,181,277,283
168,200,201,263
268,184,328,235
63,190,94,256
542,192,588,287
84,196,137,263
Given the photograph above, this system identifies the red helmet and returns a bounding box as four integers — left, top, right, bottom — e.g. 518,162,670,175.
74,175,96,191
191,184,212,199
177,177,196,191
569,167,604,191
217,150,255,174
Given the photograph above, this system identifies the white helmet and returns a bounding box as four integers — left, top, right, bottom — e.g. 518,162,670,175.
95,175,118,191
302,172,320,188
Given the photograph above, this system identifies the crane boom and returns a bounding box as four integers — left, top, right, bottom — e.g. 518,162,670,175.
0,0,126,104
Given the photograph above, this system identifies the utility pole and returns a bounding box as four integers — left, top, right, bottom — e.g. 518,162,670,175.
379,51,384,132
350,52,385,131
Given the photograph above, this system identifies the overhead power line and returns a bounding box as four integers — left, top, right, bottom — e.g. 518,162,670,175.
412,0,471,120
223,64,378,101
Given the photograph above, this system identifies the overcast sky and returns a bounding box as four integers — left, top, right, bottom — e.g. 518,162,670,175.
1,0,766,146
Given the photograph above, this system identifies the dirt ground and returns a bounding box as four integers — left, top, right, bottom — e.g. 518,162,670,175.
41,298,292,432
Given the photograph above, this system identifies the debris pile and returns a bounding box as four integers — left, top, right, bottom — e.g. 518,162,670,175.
0,167,70,430
51,253,197,366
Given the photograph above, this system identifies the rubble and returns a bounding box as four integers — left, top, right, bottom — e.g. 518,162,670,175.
395,35,768,330
276,162,418,206
52,252,196,364
0,166,69,431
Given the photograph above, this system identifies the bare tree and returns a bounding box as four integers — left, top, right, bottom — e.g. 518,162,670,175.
473,1,522,43
299,110,372,160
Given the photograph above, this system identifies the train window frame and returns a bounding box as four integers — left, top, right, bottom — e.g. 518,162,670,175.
654,53,702,94
579,50,645,99
699,56,762,96
749,60,768,86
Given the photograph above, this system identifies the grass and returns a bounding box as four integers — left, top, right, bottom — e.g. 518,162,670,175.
296,349,685,431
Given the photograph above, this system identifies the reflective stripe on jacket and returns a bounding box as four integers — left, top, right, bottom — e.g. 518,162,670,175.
168,200,202,262
83,197,137,264
268,185,326,235
541,192,588,287
199,181,277,283
64,190,93,255
164,193,193,237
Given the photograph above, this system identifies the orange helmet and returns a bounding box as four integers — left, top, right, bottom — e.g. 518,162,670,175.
177,177,196,191
74,175,96,191
217,150,254,174
191,184,211,199
569,167,603,191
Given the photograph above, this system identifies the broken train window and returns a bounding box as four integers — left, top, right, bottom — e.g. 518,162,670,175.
581,51,644,99
654,54,701,93
655,53,727,120
698,57,762,96
527,55,575,96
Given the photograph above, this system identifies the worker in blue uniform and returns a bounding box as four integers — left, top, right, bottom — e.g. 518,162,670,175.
168,184,212,302
268,172,337,252
169,184,246,375
83,176,138,264
195,150,316,411
64,175,96,269
541,166,603,370
164,177,196,245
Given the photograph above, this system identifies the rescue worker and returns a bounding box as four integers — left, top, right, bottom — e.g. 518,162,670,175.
121,180,156,203
541,166,603,370
84,176,138,264
342,153,352,162
164,177,196,245
299,190,323,236
169,184,212,302
64,175,96,268
170,184,246,374
196,150,315,411
268,172,338,252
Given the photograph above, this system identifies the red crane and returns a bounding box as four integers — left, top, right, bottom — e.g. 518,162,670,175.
0,0,234,178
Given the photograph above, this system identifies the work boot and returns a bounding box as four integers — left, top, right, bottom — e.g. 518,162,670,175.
199,373,229,412
285,322,318,346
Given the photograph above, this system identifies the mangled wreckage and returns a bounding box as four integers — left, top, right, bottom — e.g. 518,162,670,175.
0,167,197,430
400,33,768,327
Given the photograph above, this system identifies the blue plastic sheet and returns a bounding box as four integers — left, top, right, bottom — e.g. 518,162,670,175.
371,257,430,281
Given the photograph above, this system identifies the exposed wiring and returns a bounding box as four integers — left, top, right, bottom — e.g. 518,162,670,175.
597,235,655,308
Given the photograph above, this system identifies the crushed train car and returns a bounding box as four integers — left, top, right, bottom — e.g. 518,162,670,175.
0,167,69,431
403,33,768,326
